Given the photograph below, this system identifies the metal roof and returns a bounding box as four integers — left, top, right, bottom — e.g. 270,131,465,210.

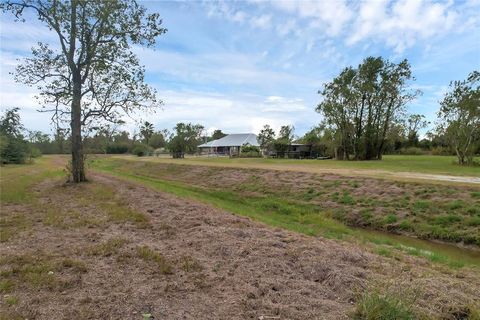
198,133,260,148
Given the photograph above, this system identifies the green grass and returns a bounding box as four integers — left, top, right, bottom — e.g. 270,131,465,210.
0,157,63,204
121,154,480,177
352,290,416,320
4,295,18,306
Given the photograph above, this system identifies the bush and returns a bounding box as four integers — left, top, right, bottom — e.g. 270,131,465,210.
106,143,129,154
132,144,152,157
240,144,261,157
27,146,42,160
398,147,425,155
0,137,28,164
430,146,454,156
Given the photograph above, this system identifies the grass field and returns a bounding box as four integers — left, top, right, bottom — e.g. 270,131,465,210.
115,155,480,180
92,157,480,267
1,155,480,319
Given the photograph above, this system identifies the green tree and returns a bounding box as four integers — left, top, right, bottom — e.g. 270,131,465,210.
274,125,295,157
316,56,420,160
54,128,69,154
437,71,480,165
168,123,204,158
406,114,429,147
140,121,155,145
210,129,227,141
0,108,28,164
299,125,331,157
2,0,167,182
148,131,167,149
258,124,275,153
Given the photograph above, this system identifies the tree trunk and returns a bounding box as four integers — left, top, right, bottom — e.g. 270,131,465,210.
70,73,86,182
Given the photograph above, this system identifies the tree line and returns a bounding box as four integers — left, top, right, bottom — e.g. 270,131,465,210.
1,1,478,183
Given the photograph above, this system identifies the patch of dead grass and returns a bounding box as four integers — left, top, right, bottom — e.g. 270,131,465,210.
0,253,87,292
86,237,128,257
0,212,31,243
180,256,203,272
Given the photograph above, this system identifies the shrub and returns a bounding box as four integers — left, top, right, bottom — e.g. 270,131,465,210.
240,144,261,157
430,146,453,156
399,220,412,231
398,147,425,155
132,144,152,157
384,214,398,224
27,146,42,160
434,214,462,226
0,137,28,164
106,143,129,154
353,290,415,320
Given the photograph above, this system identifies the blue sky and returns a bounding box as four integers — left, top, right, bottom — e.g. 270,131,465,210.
1,0,479,138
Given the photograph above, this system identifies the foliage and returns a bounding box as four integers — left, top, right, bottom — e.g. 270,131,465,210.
0,107,23,137
299,125,335,157
210,129,227,141
352,290,415,320
168,122,204,158
148,130,167,149
240,144,261,157
278,125,295,141
241,144,260,153
140,121,154,145
436,71,480,166
271,125,295,158
105,143,129,154
1,137,29,164
258,124,275,151
0,108,29,164
317,56,420,160
398,147,425,155
132,144,152,157
406,114,429,147
2,0,167,182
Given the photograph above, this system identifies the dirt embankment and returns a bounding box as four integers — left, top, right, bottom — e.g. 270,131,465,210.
1,172,479,319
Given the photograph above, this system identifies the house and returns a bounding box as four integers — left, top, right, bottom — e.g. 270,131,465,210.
198,133,260,156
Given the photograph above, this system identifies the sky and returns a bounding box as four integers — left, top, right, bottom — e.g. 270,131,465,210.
1,0,479,138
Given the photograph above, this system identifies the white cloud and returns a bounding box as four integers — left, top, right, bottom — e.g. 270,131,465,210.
136,90,316,136
133,46,318,92
250,14,272,29
276,18,297,36
347,0,459,52
205,1,248,24
271,0,353,36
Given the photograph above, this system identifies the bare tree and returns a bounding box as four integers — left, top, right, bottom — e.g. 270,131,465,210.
2,0,166,182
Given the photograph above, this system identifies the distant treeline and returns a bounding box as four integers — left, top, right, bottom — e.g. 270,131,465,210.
1,63,478,165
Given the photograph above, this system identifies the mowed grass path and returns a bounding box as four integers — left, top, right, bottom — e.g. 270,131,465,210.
113,155,480,179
